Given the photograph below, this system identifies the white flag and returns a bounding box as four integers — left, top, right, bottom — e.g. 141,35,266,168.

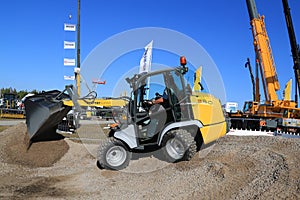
64,41,75,49
64,75,75,80
64,23,76,31
139,40,153,73
64,58,76,66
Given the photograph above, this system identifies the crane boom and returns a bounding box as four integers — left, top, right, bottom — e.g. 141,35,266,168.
245,58,256,101
246,0,280,102
282,0,300,105
228,0,300,133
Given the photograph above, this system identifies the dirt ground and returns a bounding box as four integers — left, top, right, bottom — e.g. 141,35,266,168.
0,123,300,199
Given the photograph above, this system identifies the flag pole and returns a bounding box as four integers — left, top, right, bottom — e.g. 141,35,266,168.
146,42,153,99
75,0,81,96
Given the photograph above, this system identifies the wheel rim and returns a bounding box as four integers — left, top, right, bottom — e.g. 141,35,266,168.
166,137,185,160
106,146,127,167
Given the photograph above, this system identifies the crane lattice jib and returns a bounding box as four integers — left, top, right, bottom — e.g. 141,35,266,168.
251,16,280,102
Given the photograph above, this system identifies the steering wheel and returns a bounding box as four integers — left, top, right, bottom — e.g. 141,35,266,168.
149,103,161,113
142,99,153,110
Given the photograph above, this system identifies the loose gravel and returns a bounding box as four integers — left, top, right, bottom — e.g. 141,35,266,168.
0,123,299,199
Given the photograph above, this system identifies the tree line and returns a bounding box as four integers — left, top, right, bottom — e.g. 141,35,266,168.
0,88,39,100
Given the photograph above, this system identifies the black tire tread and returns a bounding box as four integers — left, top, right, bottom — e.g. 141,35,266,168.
162,129,197,163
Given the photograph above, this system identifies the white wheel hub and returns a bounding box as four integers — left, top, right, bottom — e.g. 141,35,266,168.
106,146,127,167
166,138,185,160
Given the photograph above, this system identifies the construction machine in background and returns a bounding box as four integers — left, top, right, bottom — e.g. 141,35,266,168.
223,102,238,114
228,0,300,133
0,93,25,119
24,56,228,170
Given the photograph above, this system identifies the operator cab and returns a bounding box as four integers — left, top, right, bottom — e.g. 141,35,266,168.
113,63,193,146
97,57,216,170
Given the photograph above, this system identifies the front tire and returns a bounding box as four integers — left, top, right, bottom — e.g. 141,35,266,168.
97,138,132,170
162,129,197,163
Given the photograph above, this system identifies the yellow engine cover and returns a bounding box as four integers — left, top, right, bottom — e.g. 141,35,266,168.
190,92,227,144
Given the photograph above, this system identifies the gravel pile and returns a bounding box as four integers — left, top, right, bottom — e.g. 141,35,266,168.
1,123,69,168
0,123,299,199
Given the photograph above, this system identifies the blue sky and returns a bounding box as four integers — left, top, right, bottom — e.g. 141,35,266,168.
0,0,299,108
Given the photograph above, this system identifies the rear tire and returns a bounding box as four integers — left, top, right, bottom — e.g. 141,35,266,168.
162,129,197,163
97,138,132,170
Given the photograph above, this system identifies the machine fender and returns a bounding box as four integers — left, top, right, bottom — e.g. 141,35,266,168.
114,124,138,149
158,120,203,146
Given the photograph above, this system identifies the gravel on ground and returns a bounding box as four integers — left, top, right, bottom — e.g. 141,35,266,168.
0,123,299,199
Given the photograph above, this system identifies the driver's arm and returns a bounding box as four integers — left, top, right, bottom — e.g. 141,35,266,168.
152,97,164,104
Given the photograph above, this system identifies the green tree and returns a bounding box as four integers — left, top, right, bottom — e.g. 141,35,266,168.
17,90,29,99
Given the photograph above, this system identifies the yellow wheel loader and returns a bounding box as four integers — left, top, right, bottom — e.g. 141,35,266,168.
24,56,227,170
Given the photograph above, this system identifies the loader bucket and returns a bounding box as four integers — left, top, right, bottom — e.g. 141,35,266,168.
24,90,72,141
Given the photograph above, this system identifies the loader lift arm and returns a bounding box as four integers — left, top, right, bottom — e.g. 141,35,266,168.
24,85,88,141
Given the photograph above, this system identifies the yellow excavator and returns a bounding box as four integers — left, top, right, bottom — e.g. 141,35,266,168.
24,56,228,169
229,0,300,133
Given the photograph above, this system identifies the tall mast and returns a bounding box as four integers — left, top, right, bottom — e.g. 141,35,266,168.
76,0,81,96
282,0,300,106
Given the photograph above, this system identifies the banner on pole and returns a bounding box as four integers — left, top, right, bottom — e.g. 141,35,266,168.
139,40,153,74
64,75,75,80
64,58,76,66
64,41,75,49
64,23,76,31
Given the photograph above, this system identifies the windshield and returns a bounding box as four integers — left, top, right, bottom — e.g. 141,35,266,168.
243,102,252,112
